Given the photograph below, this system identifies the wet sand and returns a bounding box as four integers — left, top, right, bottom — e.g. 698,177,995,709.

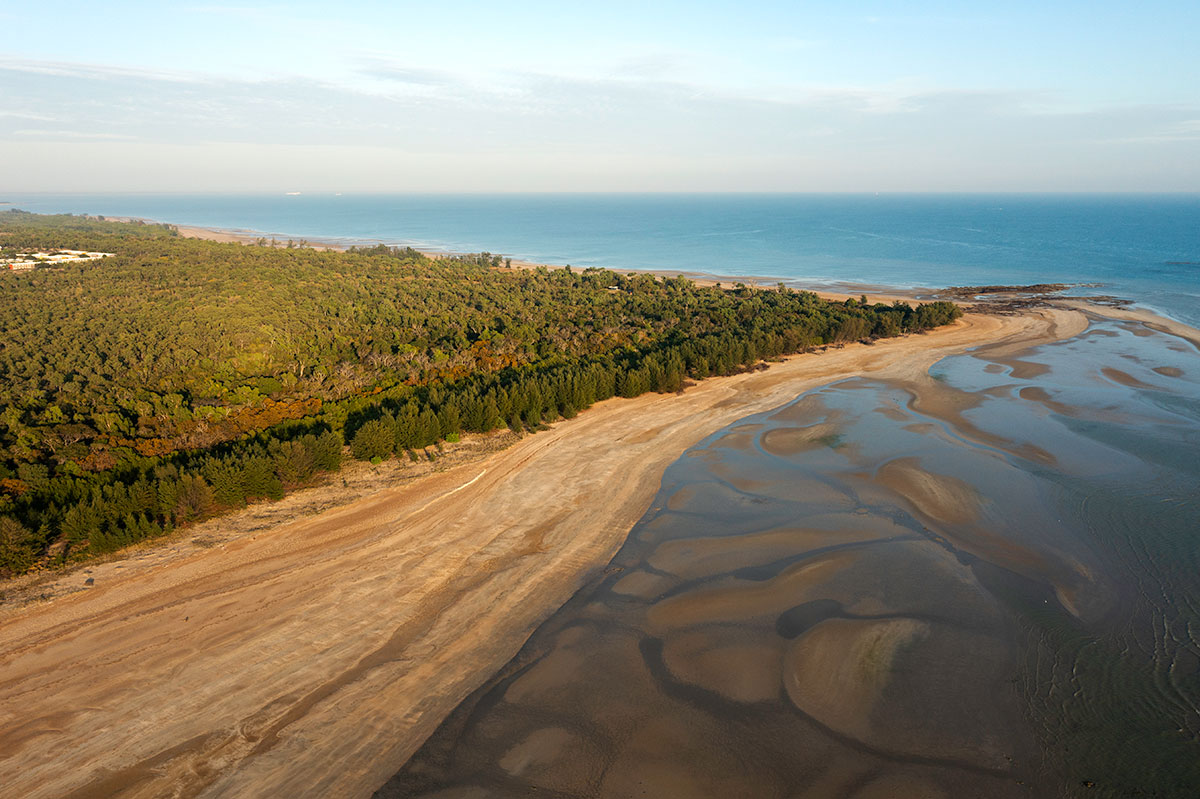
1058,300,1200,350
0,308,1080,799
381,308,1200,798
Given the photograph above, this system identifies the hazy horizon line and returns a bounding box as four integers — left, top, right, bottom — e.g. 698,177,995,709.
6,190,1199,197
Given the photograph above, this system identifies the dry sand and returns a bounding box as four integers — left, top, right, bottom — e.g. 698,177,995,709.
0,307,1086,799
174,226,345,251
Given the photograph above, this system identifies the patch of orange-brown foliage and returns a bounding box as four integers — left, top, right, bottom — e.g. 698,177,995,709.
108,397,324,461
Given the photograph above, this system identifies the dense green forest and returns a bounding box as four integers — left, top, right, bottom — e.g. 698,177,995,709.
0,210,961,576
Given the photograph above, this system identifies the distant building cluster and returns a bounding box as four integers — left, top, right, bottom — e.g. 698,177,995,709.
1,249,113,271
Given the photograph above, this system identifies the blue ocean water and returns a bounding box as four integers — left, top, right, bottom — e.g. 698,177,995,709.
6,193,1199,326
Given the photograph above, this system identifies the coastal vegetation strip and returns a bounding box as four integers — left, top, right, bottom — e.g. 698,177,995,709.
0,211,960,578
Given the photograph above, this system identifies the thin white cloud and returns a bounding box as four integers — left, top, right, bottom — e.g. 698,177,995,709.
2,55,1196,191
610,53,693,81
1110,119,1200,144
354,58,464,88
0,110,59,122
0,56,209,84
361,67,456,86
10,129,138,140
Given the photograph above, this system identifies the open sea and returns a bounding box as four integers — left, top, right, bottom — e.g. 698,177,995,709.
5,193,1200,326
7,192,1200,797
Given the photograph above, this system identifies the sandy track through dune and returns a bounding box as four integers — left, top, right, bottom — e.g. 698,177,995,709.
0,309,1082,798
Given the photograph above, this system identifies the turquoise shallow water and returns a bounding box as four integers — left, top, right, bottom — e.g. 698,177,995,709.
7,193,1200,326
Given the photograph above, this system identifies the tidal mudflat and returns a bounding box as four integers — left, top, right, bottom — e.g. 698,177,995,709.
381,315,1200,799
0,310,1037,799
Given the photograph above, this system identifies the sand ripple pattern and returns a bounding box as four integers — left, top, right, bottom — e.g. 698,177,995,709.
382,315,1200,799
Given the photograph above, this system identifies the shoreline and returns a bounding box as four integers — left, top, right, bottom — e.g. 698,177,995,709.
0,302,1122,799
172,221,1196,325
172,222,934,304
4,212,1198,797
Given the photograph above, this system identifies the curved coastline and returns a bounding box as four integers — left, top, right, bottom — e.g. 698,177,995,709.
172,221,931,300
171,221,1200,332
4,213,1198,797
0,302,1104,799
377,297,1200,797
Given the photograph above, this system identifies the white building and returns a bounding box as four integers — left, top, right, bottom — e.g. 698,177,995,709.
2,250,113,270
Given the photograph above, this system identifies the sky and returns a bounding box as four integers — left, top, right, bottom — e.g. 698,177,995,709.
1,1,1198,192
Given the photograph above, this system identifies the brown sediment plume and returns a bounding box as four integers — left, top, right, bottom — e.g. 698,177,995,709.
783,617,930,740
986,355,1051,379
645,552,853,633
643,536,997,636
1017,386,1137,428
875,458,982,525
875,402,911,421
497,726,594,789
661,626,786,702
502,626,600,706
769,393,839,423
0,306,1088,799
489,624,795,798
844,773,952,799
800,540,1000,621
595,712,787,799
886,370,1060,466
783,618,1019,768
646,523,902,581
708,426,761,450
665,481,712,511
1019,386,1080,416
868,457,1107,623
708,461,860,505
611,569,678,599
761,423,842,456
1101,366,1156,389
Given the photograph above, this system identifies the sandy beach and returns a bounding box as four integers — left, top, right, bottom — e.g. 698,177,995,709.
0,303,1089,799
9,2,1197,791
174,225,345,252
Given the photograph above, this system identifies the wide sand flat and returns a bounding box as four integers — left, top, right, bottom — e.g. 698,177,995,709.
0,309,1081,799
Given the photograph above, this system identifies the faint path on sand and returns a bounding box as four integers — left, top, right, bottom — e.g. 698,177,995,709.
0,309,1085,799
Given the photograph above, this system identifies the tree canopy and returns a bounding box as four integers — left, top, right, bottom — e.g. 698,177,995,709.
0,210,961,575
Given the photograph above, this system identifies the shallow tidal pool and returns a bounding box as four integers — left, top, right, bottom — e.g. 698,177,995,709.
379,317,1200,799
